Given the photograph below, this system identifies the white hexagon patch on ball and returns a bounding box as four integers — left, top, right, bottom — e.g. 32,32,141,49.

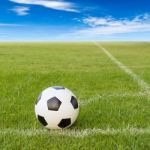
35,86,79,129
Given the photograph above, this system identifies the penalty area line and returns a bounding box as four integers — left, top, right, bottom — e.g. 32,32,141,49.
94,42,150,98
0,127,150,138
79,92,146,106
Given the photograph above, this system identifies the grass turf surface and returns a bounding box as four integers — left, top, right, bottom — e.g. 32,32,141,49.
0,42,150,149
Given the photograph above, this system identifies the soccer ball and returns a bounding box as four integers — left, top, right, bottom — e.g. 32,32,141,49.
35,86,79,129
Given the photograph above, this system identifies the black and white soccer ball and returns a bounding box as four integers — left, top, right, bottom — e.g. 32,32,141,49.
35,86,79,129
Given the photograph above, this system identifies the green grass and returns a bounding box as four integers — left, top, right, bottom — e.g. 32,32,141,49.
0,42,150,149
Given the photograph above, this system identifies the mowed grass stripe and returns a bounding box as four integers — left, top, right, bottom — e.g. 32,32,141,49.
94,42,150,97
1,127,150,138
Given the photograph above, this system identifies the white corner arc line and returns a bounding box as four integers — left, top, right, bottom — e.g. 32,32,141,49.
1,127,150,138
94,42,150,97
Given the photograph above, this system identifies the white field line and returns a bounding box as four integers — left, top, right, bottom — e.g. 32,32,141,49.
94,42,150,98
0,92,146,138
1,44,150,138
79,92,146,106
1,127,150,138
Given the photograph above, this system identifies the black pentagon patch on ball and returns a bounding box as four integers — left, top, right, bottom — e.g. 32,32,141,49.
71,96,78,109
47,97,62,111
37,115,48,126
52,86,65,90
58,118,71,128
36,93,42,105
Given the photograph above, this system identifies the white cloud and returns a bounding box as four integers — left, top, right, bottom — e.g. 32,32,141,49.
11,6,30,16
73,18,81,22
83,17,112,27
74,14,150,36
9,0,79,12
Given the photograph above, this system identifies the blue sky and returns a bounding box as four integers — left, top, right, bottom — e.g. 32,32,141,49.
1,0,150,41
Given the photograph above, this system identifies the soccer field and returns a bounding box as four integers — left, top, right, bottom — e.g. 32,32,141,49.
0,42,150,149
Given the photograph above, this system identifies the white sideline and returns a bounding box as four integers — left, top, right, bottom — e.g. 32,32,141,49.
0,92,146,139
94,42,150,97
1,44,150,139
80,92,146,106
1,127,150,138
0,92,146,138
